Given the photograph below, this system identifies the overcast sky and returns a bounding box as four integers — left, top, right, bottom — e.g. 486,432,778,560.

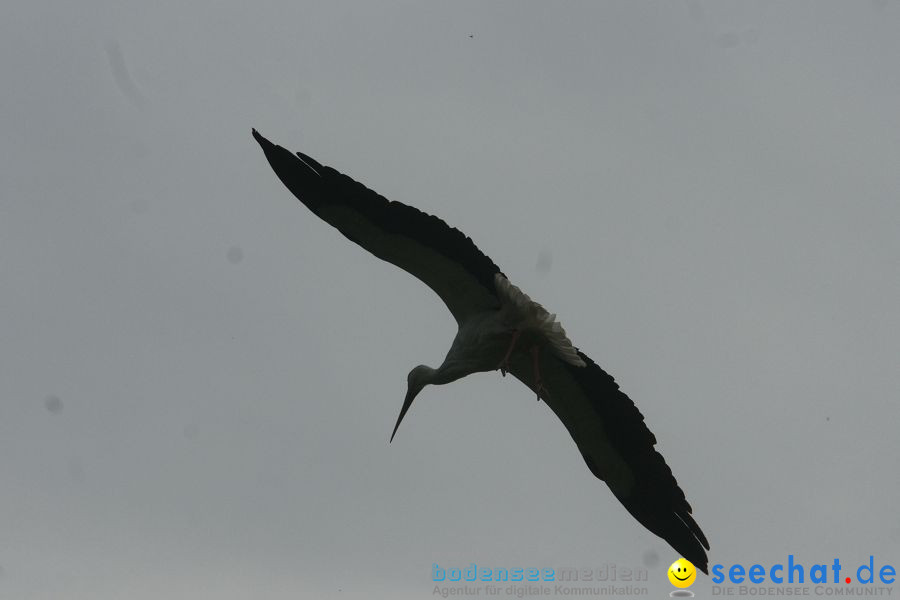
2,1,899,598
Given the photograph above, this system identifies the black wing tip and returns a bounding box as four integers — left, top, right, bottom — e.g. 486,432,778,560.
666,509,710,574
692,552,710,576
252,129,328,213
251,127,268,146
252,128,283,158
693,556,710,576
251,129,322,175
635,508,709,575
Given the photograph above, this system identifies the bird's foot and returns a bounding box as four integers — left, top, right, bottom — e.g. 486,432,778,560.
530,377,550,401
530,345,548,401
496,329,520,377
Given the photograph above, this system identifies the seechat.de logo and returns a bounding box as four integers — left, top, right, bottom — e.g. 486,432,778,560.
711,555,896,586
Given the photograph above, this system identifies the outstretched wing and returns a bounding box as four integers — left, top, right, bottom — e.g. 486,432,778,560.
509,349,710,573
253,130,503,324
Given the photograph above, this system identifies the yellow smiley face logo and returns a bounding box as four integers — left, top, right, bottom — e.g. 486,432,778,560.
668,558,697,588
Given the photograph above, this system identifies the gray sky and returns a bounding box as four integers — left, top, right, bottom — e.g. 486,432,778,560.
2,1,899,598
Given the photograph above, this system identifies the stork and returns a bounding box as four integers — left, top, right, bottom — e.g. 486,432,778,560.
252,130,710,573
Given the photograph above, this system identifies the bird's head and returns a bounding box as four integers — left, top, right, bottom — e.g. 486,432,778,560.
390,365,434,443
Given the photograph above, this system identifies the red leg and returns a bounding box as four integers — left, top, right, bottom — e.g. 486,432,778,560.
497,329,520,376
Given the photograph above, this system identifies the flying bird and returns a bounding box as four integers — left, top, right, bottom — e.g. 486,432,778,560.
252,130,710,573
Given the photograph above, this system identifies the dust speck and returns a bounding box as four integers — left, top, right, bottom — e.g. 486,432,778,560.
130,196,149,214
227,246,244,264
715,32,740,48
536,249,553,274
184,423,199,439
68,458,85,483
44,395,63,414
743,29,760,44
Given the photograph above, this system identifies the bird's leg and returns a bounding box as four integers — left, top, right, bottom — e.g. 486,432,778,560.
496,329,520,376
531,345,549,401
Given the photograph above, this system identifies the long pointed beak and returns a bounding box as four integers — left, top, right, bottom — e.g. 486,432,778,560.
390,386,418,443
